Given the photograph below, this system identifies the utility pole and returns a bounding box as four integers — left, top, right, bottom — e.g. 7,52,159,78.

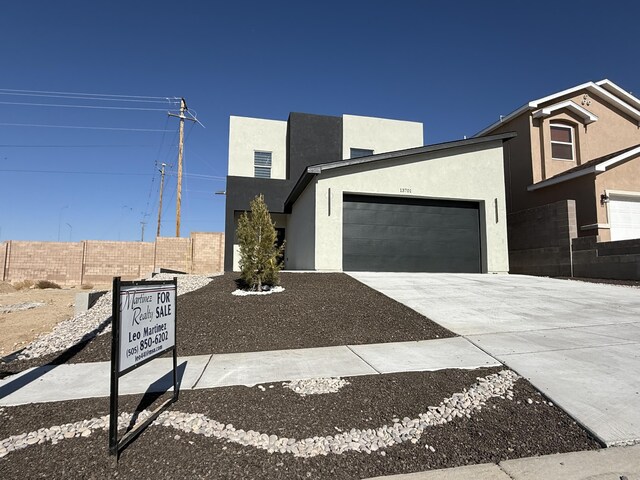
156,163,166,238
140,221,147,242
168,98,196,237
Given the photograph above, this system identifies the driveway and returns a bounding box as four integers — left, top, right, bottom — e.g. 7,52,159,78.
349,272,640,447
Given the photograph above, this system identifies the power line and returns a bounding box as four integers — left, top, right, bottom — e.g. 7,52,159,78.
167,172,226,180
0,87,177,101
0,91,179,104
0,144,158,148
0,122,174,132
0,168,226,179
0,100,173,111
0,168,153,176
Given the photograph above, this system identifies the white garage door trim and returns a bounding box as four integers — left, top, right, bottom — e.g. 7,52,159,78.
608,190,640,241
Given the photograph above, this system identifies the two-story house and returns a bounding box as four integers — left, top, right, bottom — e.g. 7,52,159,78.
475,79,640,242
224,112,514,274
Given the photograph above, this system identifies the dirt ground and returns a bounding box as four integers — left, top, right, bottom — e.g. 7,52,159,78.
0,282,108,357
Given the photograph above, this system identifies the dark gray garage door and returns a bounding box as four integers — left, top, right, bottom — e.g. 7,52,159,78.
343,194,481,272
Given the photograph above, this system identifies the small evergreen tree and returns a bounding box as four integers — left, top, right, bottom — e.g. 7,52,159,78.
237,194,285,291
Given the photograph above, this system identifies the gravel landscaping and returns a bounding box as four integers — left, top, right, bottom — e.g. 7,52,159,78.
0,367,599,479
1,273,453,375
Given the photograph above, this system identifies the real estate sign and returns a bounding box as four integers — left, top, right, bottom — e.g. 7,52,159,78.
109,277,179,458
118,283,176,372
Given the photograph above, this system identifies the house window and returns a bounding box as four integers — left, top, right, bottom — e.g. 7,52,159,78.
254,151,272,178
350,148,374,159
550,124,575,161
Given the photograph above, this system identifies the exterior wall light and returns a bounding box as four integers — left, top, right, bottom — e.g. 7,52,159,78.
600,193,610,205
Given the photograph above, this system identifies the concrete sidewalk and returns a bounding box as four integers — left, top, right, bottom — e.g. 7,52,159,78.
364,444,640,480
350,272,640,447
0,337,499,406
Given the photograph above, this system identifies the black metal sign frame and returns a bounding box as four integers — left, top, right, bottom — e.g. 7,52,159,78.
109,276,179,458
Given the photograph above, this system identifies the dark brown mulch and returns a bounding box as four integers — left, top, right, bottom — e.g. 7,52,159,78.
0,368,600,480
0,273,454,375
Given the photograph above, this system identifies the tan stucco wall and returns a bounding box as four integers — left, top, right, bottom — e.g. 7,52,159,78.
285,179,316,270
301,141,509,273
342,115,423,160
228,116,287,179
489,115,533,213
486,87,640,217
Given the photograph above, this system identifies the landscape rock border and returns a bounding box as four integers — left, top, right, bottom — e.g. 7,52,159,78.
6,274,216,363
0,370,518,459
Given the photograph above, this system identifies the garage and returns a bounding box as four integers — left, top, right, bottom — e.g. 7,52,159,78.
342,194,482,272
609,193,640,241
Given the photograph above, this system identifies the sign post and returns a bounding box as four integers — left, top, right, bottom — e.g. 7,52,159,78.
109,276,179,458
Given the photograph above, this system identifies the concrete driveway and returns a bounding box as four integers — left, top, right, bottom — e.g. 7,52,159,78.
349,272,640,447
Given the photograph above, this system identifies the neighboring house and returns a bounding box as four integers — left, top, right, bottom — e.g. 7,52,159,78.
475,79,640,242
225,112,514,273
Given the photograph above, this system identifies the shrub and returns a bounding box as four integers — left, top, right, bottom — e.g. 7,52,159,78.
80,283,94,290
13,279,34,290
237,194,285,291
35,280,61,289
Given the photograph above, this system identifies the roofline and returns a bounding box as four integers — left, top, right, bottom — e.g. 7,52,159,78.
528,145,640,191
532,100,598,124
475,79,640,137
596,79,640,110
284,132,516,211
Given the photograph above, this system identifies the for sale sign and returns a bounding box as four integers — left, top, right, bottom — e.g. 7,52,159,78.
109,277,179,458
118,282,176,373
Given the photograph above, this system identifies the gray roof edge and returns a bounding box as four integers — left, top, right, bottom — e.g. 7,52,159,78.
284,132,516,211
313,131,516,172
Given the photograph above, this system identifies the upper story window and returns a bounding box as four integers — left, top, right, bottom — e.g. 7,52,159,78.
350,148,374,159
254,151,272,178
550,124,575,161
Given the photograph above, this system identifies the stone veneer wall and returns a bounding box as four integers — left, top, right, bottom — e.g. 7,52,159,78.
0,232,224,286
507,200,577,277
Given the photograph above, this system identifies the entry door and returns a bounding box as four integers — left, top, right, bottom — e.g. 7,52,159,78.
342,194,482,272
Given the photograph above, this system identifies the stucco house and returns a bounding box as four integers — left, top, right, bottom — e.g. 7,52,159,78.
224,112,514,273
475,79,640,242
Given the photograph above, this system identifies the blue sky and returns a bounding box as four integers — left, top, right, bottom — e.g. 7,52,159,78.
1,0,638,242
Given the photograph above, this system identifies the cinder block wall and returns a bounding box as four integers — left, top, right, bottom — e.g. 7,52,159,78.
0,232,224,285
507,200,577,276
155,237,193,273
573,236,640,280
191,232,225,274
3,241,85,284
0,243,7,281
82,241,156,284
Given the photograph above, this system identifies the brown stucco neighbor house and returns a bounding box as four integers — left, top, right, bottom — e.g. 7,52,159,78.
475,79,640,242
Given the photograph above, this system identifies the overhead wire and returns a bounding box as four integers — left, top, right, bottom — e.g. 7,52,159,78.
0,87,178,101
0,122,174,132
0,168,154,176
0,100,173,111
0,144,159,148
0,91,179,104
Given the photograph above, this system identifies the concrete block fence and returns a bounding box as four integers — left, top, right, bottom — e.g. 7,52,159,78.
507,200,640,280
0,232,224,286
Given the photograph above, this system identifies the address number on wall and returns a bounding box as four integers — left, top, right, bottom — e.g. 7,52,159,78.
400,188,412,193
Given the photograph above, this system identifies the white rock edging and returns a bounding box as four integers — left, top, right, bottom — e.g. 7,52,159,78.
0,370,518,459
283,377,350,396
232,286,285,296
10,274,214,362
